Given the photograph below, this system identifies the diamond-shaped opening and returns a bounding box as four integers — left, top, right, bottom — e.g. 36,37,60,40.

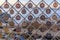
7,7,17,18
39,24,48,33
8,20,16,28
13,1,23,11
2,13,11,23
13,14,24,24
3,26,10,34
25,1,35,11
38,1,48,11
38,13,48,22
31,20,41,29
19,7,29,18
31,33,41,39
21,21,30,28
45,20,53,29
1,2,11,12
27,25,34,35
50,24,59,32
32,7,42,18
26,13,35,22
44,7,54,18
42,33,53,40
50,1,59,10
51,13,59,21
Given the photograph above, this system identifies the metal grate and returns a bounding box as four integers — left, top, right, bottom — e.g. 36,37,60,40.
0,0,60,40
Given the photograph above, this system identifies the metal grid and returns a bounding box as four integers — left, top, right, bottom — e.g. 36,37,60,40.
0,0,60,40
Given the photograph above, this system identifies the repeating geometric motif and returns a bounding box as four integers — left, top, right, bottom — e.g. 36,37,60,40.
0,0,60,40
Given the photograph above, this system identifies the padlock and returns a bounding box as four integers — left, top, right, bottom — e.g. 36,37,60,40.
15,3,21,8
22,21,29,28
53,2,58,8
52,15,57,20
10,9,14,14
40,3,45,8
16,15,21,20
21,8,26,14
46,8,51,14
46,21,52,27
9,21,14,26
40,15,46,20
28,26,34,32
39,25,48,32
34,8,39,14
4,3,9,8
28,3,33,8
44,33,53,39
28,15,33,20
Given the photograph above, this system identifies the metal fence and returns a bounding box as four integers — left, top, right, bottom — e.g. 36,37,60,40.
0,0,60,40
